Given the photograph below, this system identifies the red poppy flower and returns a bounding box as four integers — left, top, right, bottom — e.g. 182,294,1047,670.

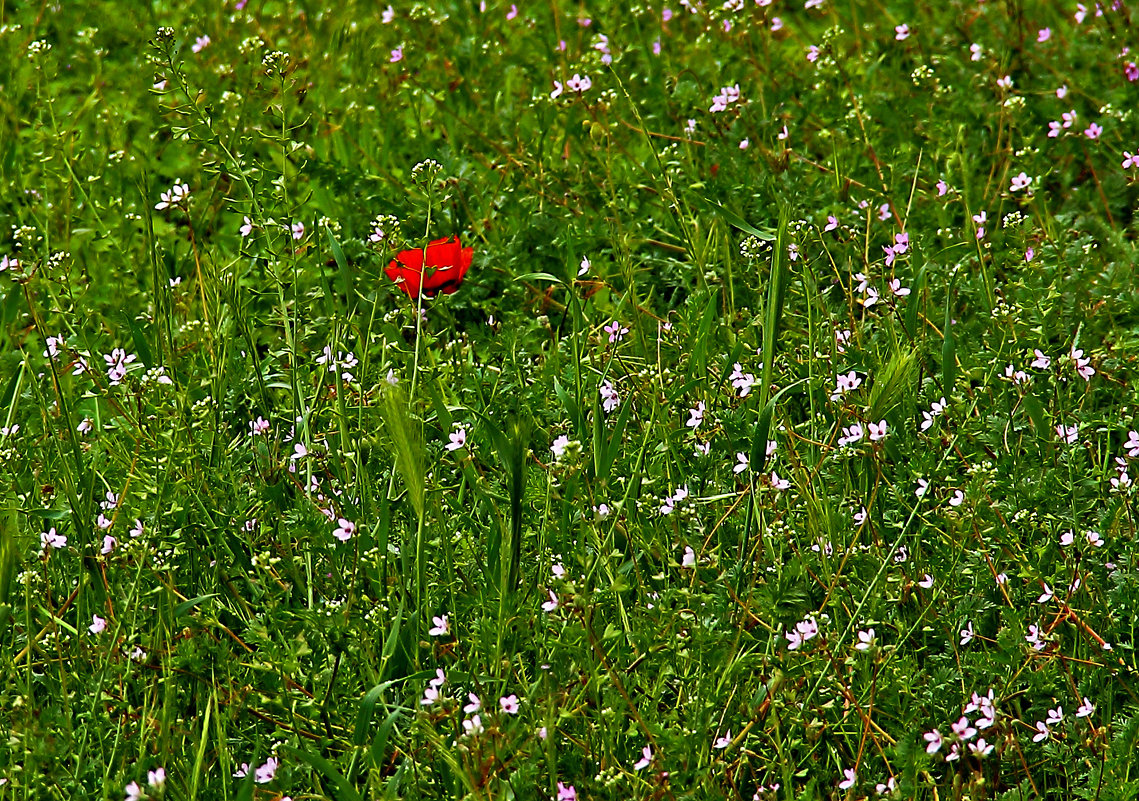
385,236,473,299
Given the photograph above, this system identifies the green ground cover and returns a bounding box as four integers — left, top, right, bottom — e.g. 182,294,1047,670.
1,1,1138,798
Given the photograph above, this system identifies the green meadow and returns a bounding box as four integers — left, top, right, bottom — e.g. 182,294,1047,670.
1,1,1138,798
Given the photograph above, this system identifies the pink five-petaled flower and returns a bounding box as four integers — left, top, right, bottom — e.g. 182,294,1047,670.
1031,349,1051,369
599,380,619,414
838,423,863,447
463,693,481,714
557,783,577,801
924,729,943,753
90,614,106,635
682,546,697,567
729,363,755,396
550,435,570,460
542,590,559,612
1055,424,1079,445
830,370,862,401
854,628,875,651
1077,697,1095,718
1032,721,1050,742
1046,706,1064,725
148,768,166,789
868,420,888,441
960,621,974,646
446,426,468,452
463,715,483,736
714,730,732,749
969,738,995,756
1085,122,1103,139
333,518,356,543
895,24,910,39
155,182,190,210
428,615,450,636
125,782,144,801
603,320,628,344
633,745,653,771
733,452,749,474
1010,172,1032,192
824,215,839,231
1037,582,1054,603
254,757,278,784
889,278,910,297
838,768,857,790
937,179,948,196
1071,346,1095,380
951,716,977,741
566,74,592,93
786,617,819,651
500,694,520,714
41,527,67,553
687,401,705,429
1126,430,1139,458
1124,152,1139,169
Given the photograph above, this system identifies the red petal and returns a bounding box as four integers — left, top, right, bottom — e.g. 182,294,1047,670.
386,236,471,299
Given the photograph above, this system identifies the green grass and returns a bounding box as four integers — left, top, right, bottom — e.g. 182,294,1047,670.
2,1,1139,799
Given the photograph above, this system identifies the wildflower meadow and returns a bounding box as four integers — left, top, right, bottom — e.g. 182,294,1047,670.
2,1,1139,799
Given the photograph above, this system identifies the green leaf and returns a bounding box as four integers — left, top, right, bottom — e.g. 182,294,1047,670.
515,271,564,284
691,290,719,381
174,594,219,618
379,385,425,519
370,709,402,771
354,681,396,747
280,745,364,801
750,378,811,474
695,195,776,241
1022,391,1049,441
941,287,957,395
325,223,356,314
127,314,154,370
760,208,791,408
597,385,636,482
